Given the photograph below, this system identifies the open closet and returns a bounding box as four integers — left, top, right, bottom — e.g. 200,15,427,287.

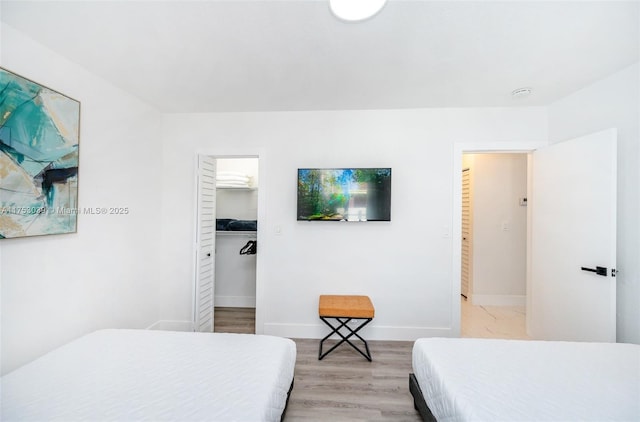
213,157,258,334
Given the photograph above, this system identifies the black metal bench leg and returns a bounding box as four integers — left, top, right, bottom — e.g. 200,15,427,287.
319,317,351,359
319,316,373,361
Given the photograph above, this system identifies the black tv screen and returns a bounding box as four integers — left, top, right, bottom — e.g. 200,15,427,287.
297,168,391,221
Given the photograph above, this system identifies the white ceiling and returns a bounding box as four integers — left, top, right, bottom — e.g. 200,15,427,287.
1,0,638,113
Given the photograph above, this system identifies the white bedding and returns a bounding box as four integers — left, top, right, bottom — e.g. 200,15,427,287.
413,338,640,421
2,329,296,422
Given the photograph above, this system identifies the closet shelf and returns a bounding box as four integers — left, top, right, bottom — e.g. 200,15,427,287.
216,186,257,191
216,231,257,236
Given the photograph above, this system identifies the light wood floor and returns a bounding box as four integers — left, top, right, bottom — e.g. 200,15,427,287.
285,339,421,422
214,305,531,420
213,308,421,421
214,307,256,334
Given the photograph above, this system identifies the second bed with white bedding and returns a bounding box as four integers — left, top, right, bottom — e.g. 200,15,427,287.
412,337,640,421
2,329,296,421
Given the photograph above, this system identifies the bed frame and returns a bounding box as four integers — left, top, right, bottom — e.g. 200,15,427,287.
280,379,295,422
409,373,437,422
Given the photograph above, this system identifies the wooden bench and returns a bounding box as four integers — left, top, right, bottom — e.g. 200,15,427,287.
318,295,375,361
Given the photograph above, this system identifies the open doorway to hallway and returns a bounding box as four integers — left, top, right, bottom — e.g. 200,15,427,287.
460,153,529,340
461,298,528,339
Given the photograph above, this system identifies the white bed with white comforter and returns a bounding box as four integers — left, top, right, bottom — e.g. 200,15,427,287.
412,337,639,421
2,329,296,421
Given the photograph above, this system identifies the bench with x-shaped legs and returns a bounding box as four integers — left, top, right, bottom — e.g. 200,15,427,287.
318,295,375,362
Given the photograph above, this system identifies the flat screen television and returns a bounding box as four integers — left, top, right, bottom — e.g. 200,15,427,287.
297,168,391,221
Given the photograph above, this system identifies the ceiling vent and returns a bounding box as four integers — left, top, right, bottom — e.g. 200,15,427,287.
511,87,533,99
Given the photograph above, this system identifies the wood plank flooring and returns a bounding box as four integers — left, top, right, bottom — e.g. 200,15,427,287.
213,308,420,421
214,307,255,334
284,339,421,422
214,305,529,421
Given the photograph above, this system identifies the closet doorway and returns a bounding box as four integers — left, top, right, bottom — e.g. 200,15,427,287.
194,155,258,334
460,153,528,340
214,157,258,334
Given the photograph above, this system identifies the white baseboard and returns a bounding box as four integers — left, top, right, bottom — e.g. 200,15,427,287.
146,320,193,332
263,323,453,341
471,294,526,307
146,320,453,341
214,296,256,308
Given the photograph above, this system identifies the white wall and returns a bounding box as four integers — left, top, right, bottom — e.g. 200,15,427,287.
464,153,527,306
0,25,164,374
160,108,547,340
2,24,634,380
548,63,640,344
0,12,634,378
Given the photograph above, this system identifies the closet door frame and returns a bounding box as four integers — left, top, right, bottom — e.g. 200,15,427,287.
191,150,265,334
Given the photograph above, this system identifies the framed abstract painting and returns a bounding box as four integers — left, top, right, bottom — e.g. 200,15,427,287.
0,68,80,239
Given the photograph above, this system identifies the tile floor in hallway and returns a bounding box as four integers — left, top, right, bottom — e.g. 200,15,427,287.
461,297,530,339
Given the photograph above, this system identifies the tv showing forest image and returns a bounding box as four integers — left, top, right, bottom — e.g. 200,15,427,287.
297,168,391,221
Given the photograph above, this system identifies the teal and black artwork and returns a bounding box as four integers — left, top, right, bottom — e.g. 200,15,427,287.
297,168,391,222
0,68,80,239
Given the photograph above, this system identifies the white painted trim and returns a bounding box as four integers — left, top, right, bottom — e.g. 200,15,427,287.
526,153,534,337
190,153,200,332
263,323,453,341
255,151,267,335
214,296,256,308
452,141,547,338
471,295,526,307
147,320,194,332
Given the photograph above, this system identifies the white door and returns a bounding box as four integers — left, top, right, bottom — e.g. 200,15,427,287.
530,129,617,342
461,168,472,299
194,155,217,332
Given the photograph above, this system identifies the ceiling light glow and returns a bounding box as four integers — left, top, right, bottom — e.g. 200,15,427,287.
330,0,387,22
